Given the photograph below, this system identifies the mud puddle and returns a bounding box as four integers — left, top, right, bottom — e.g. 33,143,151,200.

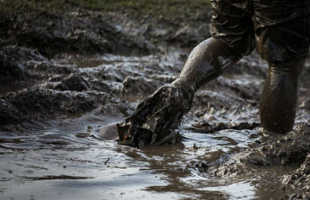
0,51,308,200
0,116,259,200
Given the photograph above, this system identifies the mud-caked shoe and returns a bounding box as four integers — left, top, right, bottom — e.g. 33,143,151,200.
117,84,194,148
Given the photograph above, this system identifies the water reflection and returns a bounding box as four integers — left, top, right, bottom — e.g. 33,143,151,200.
0,113,259,200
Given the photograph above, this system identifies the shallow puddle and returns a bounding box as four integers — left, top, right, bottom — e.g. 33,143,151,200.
0,51,307,200
0,114,265,200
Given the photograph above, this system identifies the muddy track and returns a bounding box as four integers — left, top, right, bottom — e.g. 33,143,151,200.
1,2,310,200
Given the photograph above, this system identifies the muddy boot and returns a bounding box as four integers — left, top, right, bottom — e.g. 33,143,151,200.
117,38,240,148
117,84,194,148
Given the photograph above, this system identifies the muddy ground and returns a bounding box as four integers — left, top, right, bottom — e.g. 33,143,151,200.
1,1,310,199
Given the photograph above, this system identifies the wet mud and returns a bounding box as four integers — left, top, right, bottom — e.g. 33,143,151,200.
1,1,310,200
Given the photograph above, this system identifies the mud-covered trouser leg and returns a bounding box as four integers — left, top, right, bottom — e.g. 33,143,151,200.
260,59,305,133
172,37,240,93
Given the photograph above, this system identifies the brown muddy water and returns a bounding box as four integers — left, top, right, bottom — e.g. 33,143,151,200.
0,49,309,200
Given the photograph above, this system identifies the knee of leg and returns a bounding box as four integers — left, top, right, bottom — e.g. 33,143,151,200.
184,37,243,78
191,38,241,64
257,30,306,76
176,38,241,90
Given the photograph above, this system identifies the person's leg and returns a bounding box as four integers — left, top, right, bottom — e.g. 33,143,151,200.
117,0,254,147
260,59,304,133
173,0,255,94
254,0,310,133
171,38,239,93
119,38,241,147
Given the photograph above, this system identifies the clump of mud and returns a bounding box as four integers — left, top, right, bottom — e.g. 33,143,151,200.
0,8,151,57
282,154,310,199
0,3,156,129
196,124,310,199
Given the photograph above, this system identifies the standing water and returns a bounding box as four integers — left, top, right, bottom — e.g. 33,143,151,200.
0,50,308,200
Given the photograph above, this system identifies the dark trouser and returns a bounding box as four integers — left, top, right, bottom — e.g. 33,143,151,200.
171,0,310,133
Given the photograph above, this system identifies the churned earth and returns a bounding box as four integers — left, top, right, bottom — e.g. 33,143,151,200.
0,1,310,199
